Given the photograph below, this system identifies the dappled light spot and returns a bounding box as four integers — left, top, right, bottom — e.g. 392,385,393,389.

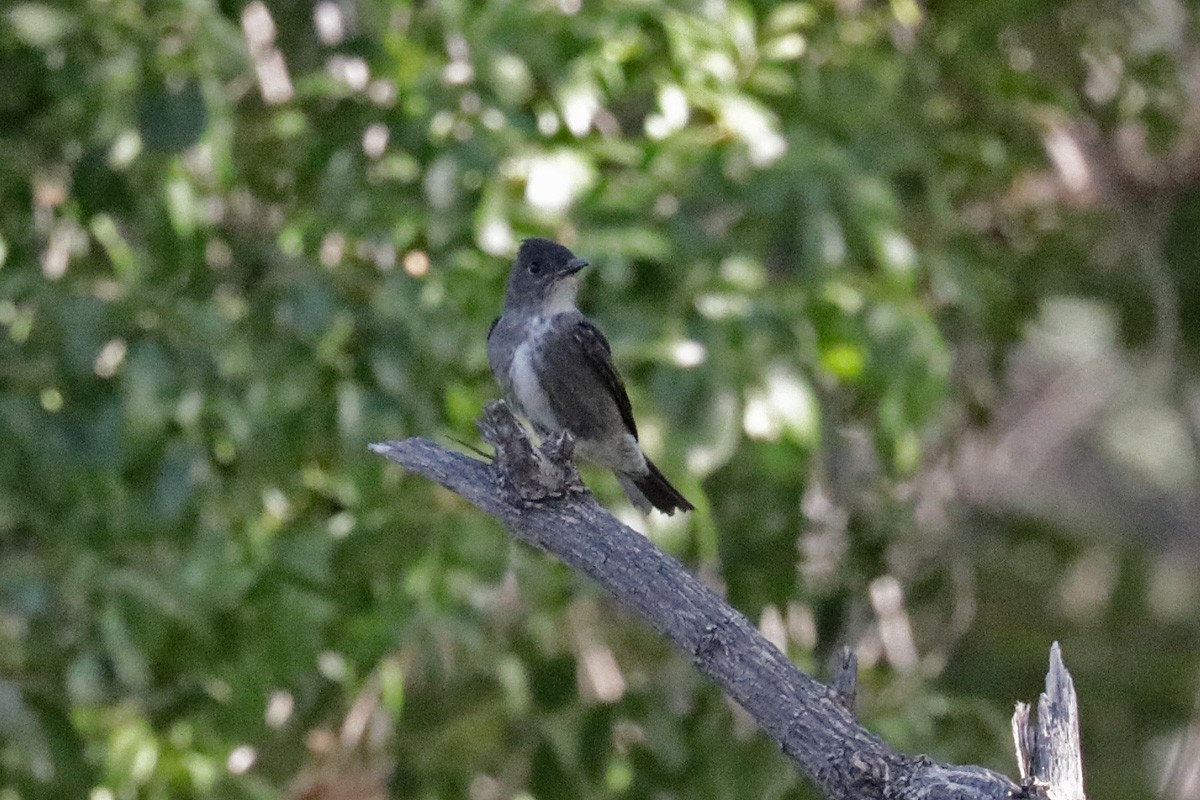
403,250,430,277
89,214,134,274
815,212,847,264
318,651,348,682
1147,558,1200,622
320,232,346,267
525,151,594,213
822,281,864,312
40,387,63,413
644,115,672,140
766,368,817,440
743,393,777,440
653,193,679,218
695,292,751,320
469,774,501,800
226,745,256,775
327,54,369,91
262,487,290,522
579,643,625,703
559,82,599,137
1105,404,1198,491
1083,49,1123,104
719,253,766,291
241,2,293,104
743,369,818,442
362,123,389,159
869,576,918,673
444,33,474,85
1028,296,1116,363
764,32,807,60
1042,123,1094,199
646,85,689,140
685,390,740,475
368,78,397,107
800,484,850,587
313,1,344,46
536,108,560,136
429,109,455,139
423,155,457,206
1158,725,1200,800
1006,43,1034,72
490,52,534,104
33,172,67,209
786,602,818,651
5,3,76,48
891,0,922,28
40,225,72,280
108,130,141,168
93,280,120,300
328,511,355,539
240,1,274,52
460,91,483,115
758,604,787,652
94,338,127,378
373,241,396,271
875,229,916,275
205,238,233,270
265,691,294,729
1059,548,1117,620
660,84,688,129
671,339,707,368
478,216,515,256
481,107,506,130
176,391,202,428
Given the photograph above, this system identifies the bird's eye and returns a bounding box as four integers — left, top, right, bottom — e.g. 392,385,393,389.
528,260,542,275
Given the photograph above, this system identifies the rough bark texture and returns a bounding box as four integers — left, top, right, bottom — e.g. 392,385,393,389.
1013,643,1087,800
371,400,1087,800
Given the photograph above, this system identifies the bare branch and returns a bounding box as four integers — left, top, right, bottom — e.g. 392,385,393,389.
372,400,1082,800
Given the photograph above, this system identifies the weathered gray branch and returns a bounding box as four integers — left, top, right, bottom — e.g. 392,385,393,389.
371,400,1085,800
1013,643,1086,800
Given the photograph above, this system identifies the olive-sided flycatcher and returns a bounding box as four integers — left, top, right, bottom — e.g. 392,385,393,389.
487,238,693,515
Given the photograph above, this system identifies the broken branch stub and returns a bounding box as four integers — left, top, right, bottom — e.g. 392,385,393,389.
1012,642,1087,800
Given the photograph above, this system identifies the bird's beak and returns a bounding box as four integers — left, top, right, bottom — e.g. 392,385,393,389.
565,257,589,275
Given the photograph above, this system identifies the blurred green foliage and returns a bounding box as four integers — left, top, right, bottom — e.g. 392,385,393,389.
3,1,1200,799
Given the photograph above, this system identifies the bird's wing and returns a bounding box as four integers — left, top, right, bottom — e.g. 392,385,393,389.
573,319,638,440
535,316,639,441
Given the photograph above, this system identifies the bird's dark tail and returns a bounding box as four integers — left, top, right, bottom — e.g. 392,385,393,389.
619,457,694,516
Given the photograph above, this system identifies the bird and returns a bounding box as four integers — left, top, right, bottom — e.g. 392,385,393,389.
487,238,694,515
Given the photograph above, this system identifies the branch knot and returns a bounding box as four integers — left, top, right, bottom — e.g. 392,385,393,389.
476,400,586,503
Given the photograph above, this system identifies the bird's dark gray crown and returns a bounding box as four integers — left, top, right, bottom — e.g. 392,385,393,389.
517,238,578,275
504,238,585,309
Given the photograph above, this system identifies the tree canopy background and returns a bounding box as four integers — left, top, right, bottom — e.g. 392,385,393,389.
2,0,1199,798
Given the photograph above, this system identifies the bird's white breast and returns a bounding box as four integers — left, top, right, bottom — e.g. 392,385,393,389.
508,316,558,433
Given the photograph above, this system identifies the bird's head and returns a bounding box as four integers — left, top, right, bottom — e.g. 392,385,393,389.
504,238,590,313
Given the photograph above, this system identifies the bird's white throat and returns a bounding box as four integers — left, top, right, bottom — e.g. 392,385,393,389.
541,274,581,315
